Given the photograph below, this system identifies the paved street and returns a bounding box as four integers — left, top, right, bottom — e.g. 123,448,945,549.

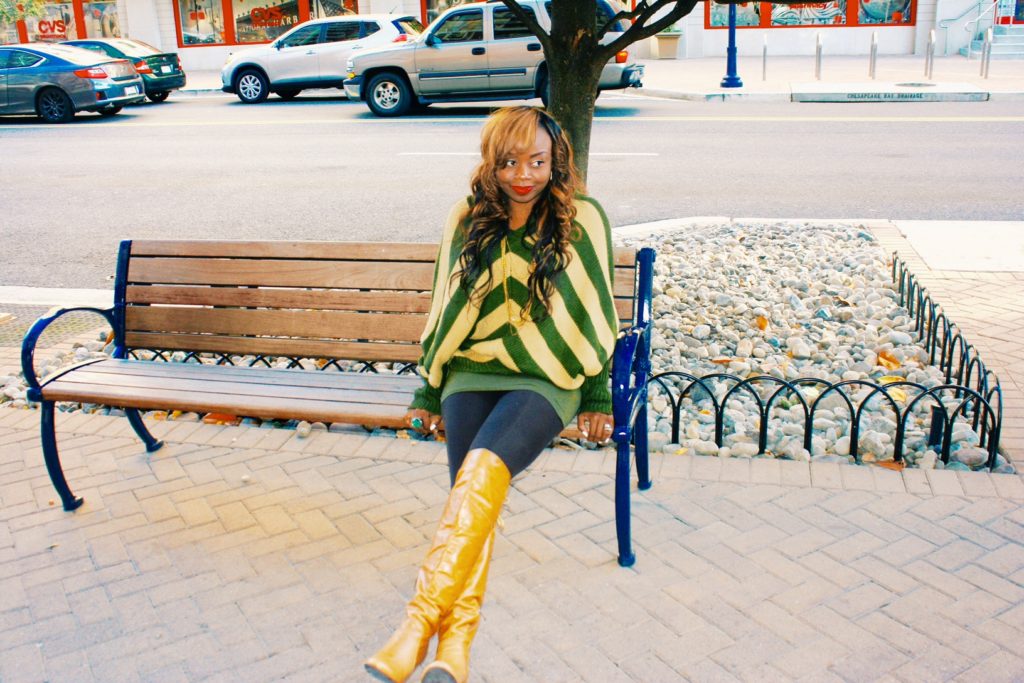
1,95,1022,288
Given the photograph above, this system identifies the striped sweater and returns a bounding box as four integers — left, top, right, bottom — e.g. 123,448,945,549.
410,195,618,416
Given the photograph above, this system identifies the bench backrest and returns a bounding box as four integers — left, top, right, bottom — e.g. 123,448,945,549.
116,240,642,365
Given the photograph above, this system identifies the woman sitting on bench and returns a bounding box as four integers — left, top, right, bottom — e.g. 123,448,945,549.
365,106,619,683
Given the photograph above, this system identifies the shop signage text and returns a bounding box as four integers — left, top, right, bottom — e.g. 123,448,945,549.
250,7,284,27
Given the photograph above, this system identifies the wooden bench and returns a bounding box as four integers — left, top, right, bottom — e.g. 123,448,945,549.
22,239,655,566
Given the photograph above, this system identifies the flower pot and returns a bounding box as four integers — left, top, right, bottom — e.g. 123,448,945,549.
655,33,681,59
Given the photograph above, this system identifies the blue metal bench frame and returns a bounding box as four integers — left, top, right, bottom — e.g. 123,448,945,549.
21,241,657,568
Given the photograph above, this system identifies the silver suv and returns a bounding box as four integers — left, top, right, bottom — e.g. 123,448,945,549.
221,14,423,103
343,0,642,116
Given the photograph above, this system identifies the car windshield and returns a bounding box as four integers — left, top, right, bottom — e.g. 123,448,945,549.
108,39,161,57
397,18,424,36
36,44,113,65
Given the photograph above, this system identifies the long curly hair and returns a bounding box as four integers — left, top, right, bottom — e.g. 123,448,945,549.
453,106,584,321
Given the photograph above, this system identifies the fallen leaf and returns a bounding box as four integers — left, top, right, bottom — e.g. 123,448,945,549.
874,460,905,471
203,412,238,425
877,349,901,370
711,357,733,365
755,315,769,331
879,375,903,385
888,388,907,403
675,448,689,455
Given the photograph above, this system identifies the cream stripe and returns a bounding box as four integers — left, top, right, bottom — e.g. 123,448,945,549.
420,199,469,343
561,245,616,356
575,200,612,285
426,304,479,386
515,323,580,389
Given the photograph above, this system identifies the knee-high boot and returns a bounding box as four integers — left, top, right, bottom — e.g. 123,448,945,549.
365,449,510,683
420,527,495,683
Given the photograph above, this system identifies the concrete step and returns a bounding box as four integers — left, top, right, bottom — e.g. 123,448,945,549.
993,25,1024,36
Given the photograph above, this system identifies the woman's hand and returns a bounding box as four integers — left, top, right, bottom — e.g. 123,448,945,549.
406,409,443,436
578,412,614,445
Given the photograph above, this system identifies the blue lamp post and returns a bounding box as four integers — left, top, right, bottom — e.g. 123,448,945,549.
720,2,743,88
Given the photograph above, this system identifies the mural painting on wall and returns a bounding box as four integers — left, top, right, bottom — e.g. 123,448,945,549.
710,1,761,26
178,0,224,43
858,0,911,24
772,1,846,25
310,0,357,19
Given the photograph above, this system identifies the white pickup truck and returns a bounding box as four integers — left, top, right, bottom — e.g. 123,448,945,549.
343,0,643,116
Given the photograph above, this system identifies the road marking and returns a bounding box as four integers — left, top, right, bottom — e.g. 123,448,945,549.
1,115,1021,131
397,151,659,156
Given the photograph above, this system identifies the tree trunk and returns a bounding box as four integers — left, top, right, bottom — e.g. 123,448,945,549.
544,0,604,183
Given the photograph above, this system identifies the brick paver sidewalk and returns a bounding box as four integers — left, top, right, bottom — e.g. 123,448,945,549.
3,407,1024,682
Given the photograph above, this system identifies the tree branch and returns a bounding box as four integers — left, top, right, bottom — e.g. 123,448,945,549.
597,0,700,61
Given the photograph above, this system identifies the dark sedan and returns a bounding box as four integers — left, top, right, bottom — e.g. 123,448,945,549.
63,38,185,103
0,43,145,123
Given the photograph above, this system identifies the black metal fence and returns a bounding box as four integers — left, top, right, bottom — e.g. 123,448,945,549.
643,253,1003,470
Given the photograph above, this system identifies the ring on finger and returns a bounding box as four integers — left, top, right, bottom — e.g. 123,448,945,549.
411,416,424,430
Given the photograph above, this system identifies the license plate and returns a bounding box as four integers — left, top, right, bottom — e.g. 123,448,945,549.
124,85,139,95
161,65,172,73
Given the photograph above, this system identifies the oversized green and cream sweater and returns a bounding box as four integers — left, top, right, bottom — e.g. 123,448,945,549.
409,195,618,416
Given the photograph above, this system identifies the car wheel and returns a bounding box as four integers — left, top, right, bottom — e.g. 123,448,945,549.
98,105,123,117
538,71,550,108
366,72,412,117
276,89,300,100
236,69,269,104
37,88,75,124
147,91,171,103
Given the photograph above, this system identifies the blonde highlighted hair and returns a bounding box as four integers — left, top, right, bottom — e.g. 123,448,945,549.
454,106,584,319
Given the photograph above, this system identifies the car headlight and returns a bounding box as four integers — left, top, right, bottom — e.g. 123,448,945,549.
345,59,354,70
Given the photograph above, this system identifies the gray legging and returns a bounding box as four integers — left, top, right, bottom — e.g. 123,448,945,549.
441,390,565,486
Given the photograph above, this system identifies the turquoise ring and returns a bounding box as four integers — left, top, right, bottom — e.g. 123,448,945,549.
411,416,424,430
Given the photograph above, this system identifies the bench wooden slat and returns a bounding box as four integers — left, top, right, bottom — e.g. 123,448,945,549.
128,240,639,268
128,258,637,296
127,258,437,290
72,360,422,390
125,285,435,313
56,370,416,407
124,332,422,362
125,287,635,322
43,381,413,428
130,240,439,261
125,307,428,343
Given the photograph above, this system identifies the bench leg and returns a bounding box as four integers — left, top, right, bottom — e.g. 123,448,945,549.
635,402,652,491
40,401,84,511
615,439,635,567
125,409,164,453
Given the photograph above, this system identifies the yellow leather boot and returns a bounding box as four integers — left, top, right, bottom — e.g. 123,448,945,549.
365,449,511,683
420,529,495,683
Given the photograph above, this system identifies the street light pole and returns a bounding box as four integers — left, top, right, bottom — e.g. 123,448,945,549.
721,2,743,88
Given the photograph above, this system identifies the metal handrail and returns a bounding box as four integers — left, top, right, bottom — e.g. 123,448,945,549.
937,0,995,55
965,0,999,35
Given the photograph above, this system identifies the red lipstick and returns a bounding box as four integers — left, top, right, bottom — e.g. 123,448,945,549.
511,186,533,196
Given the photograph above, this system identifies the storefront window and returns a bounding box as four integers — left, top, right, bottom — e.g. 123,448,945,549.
0,17,19,44
710,2,761,26
708,0,913,27
309,0,356,19
423,0,470,24
83,1,121,37
25,2,75,41
177,0,225,44
858,0,911,24
232,0,301,43
772,1,847,25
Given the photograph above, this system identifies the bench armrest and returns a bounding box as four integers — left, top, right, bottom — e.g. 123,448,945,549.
611,321,650,441
21,307,117,401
